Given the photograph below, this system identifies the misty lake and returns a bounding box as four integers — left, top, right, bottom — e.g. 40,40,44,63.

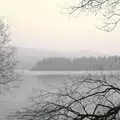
0,70,120,119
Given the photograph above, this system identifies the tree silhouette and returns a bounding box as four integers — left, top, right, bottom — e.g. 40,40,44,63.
68,0,120,31
0,19,17,93
12,74,120,120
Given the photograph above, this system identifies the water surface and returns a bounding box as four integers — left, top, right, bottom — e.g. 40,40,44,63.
0,70,120,119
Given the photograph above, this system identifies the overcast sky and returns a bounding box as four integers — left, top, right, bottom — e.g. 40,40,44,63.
0,0,120,54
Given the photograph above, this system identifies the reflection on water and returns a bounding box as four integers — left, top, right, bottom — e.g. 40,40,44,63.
0,70,120,119
24,70,120,76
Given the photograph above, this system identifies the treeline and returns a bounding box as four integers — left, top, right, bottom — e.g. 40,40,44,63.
32,56,120,71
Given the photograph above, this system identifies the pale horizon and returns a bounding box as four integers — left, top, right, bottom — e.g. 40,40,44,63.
0,0,120,55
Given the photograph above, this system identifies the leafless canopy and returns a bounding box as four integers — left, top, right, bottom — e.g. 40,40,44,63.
68,0,120,31
0,19,17,93
12,74,120,120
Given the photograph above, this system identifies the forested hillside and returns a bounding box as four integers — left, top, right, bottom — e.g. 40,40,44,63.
16,47,105,69
32,56,120,71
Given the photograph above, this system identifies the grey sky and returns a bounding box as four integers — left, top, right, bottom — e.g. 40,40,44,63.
0,0,120,54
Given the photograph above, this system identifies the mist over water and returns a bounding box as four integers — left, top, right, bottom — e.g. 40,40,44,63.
0,70,120,119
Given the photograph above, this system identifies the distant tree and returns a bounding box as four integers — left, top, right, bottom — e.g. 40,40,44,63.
32,57,120,71
0,19,17,93
12,74,120,120
68,0,120,31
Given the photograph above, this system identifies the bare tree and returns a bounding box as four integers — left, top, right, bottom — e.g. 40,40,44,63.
67,0,120,31
0,19,17,93
11,74,120,120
